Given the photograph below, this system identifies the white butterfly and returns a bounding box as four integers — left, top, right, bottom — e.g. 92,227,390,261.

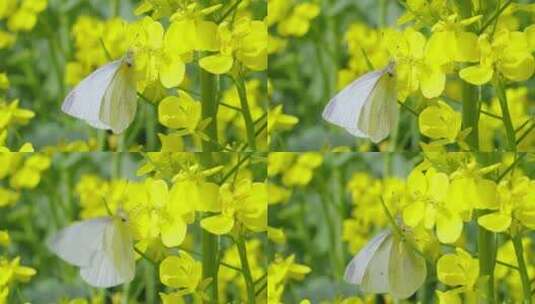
344,229,426,299
61,52,137,134
48,209,135,288
322,62,398,143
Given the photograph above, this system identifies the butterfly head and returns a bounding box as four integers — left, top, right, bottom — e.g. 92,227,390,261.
124,50,135,68
385,60,396,77
116,208,129,223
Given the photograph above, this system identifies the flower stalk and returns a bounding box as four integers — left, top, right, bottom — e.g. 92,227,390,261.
234,76,256,150
494,77,516,151
512,234,532,304
200,152,220,303
200,62,220,151
477,210,497,304
236,236,256,304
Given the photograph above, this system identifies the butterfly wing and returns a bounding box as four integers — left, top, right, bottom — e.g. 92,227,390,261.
360,232,393,294
344,230,391,285
322,70,384,137
388,238,427,299
47,217,111,267
358,72,398,143
80,218,135,288
61,61,122,130
99,62,137,134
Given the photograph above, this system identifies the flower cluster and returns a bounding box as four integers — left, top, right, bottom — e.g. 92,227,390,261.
61,1,268,151
0,73,35,152
0,0,47,49
70,152,267,302
0,153,50,208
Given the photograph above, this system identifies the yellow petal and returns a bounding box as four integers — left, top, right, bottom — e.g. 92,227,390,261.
477,213,511,232
403,201,425,227
200,214,234,235
436,211,462,243
459,65,494,85
195,20,219,51
455,32,479,62
499,52,535,82
426,31,456,65
199,54,234,74
474,179,498,209
160,220,187,247
160,58,185,88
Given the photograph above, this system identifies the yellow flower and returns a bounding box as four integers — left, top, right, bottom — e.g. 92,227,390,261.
418,100,461,142
166,3,220,54
460,29,535,85
437,247,479,288
386,28,446,100
403,167,463,243
267,0,292,27
9,154,50,189
267,183,291,205
0,73,8,90
132,178,196,247
0,231,9,247
199,17,267,74
6,0,47,32
426,14,481,65
277,3,320,37
160,251,202,292
0,0,18,19
0,256,36,285
0,100,35,130
268,152,295,177
268,105,298,142
268,255,311,304
477,176,533,232
201,178,267,235
158,92,201,133
128,17,188,90
447,167,498,219
282,153,323,187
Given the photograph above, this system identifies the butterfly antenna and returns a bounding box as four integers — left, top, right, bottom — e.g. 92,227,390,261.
101,196,113,216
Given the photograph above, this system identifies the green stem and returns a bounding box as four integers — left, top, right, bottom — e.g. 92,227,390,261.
97,131,106,151
512,234,532,304
479,0,513,34
494,77,516,151
144,260,156,304
379,0,388,27
216,0,243,23
461,82,480,150
477,210,496,304
200,62,219,151
113,0,120,17
233,76,256,150
236,236,256,304
117,134,125,152
112,152,122,179
199,153,219,304
145,103,157,150
457,0,480,151
201,219,219,303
